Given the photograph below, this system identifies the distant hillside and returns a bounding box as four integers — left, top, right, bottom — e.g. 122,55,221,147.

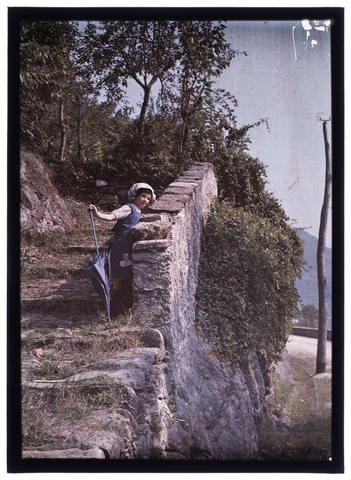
295,229,332,328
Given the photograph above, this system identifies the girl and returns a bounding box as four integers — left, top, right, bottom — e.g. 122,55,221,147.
89,183,156,295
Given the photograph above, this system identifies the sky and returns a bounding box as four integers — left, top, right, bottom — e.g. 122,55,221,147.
126,19,333,247
219,20,332,247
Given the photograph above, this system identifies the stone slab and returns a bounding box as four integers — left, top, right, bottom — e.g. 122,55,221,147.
164,185,195,196
148,203,183,214
172,181,198,188
131,219,172,242
139,214,163,223
22,447,105,459
133,239,173,251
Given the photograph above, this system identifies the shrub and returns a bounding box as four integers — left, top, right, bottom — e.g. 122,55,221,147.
196,200,304,362
105,116,182,190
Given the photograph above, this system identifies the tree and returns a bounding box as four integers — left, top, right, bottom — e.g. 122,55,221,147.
19,20,80,157
65,97,120,162
178,81,270,207
84,21,180,136
316,118,332,374
299,304,319,328
172,21,239,164
58,87,67,162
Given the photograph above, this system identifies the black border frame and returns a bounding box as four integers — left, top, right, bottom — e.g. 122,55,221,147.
7,6,344,474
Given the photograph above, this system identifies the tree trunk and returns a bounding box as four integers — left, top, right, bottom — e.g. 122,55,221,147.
138,84,151,136
58,89,66,162
178,114,189,166
77,94,82,160
316,119,332,374
178,68,190,165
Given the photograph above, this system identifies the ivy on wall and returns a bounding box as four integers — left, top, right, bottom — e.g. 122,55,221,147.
196,200,305,363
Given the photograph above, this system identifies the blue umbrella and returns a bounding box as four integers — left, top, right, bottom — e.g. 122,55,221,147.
87,209,111,322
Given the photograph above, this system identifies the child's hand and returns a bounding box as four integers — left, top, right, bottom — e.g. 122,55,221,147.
88,205,98,215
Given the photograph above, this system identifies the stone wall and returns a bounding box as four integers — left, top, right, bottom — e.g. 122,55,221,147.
131,162,218,346
127,164,281,460
291,326,332,341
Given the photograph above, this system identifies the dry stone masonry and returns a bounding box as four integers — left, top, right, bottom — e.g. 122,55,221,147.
131,162,217,343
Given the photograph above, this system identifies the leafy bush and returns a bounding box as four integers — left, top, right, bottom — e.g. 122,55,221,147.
104,115,182,190
196,200,305,362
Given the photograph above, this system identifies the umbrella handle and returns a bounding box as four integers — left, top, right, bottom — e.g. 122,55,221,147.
89,208,99,255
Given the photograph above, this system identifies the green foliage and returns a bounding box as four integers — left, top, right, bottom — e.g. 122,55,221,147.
196,200,305,362
83,20,181,135
19,21,79,148
41,97,120,161
20,21,75,88
19,20,247,177
169,21,239,162
298,304,319,328
103,113,182,189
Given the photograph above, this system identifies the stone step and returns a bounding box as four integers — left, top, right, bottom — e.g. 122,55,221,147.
22,447,106,459
21,297,102,315
65,244,110,254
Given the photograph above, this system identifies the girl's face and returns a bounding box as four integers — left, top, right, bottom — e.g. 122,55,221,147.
134,192,152,209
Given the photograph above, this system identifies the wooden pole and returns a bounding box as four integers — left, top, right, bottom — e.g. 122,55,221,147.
316,118,332,374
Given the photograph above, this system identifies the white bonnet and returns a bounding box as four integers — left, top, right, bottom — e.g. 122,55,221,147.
127,183,156,206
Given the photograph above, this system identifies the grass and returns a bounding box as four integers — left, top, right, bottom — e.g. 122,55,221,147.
21,294,150,450
259,351,332,460
22,408,56,448
30,360,75,381
23,318,148,375
22,375,126,447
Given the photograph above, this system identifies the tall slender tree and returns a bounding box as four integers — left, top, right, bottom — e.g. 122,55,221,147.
58,87,67,162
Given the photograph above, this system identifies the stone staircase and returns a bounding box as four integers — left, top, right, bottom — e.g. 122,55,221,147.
21,237,168,459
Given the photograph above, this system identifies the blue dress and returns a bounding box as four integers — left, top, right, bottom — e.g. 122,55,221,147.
110,203,141,282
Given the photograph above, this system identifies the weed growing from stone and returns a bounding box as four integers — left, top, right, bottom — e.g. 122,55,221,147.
21,407,55,448
30,360,75,381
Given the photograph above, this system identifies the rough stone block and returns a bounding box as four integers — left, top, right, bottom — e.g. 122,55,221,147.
139,214,163,222
139,329,165,349
131,218,172,242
